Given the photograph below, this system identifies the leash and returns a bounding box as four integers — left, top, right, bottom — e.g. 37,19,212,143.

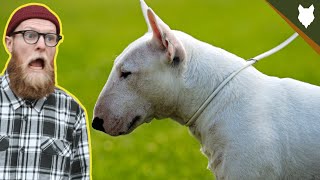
185,32,299,126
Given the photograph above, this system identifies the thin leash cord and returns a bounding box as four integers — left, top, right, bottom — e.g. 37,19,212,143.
185,32,299,126
251,32,299,61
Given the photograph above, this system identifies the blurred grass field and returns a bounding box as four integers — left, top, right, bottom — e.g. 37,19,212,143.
1,0,319,179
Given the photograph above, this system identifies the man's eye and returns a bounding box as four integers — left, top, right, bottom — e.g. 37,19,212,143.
120,71,132,79
46,36,53,42
25,32,37,39
46,35,56,42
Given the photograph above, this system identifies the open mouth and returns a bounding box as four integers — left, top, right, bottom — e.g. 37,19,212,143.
28,58,45,70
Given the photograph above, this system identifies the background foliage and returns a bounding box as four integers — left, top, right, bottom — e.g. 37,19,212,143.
1,0,318,179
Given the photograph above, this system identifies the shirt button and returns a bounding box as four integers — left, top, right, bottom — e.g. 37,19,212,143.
20,147,25,153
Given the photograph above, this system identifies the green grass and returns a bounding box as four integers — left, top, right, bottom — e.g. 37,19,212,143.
0,0,318,179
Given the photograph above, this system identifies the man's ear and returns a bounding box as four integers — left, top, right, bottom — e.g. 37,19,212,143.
146,8,186,65
5,36,13,53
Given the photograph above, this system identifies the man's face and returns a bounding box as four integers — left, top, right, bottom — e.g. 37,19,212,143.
5,18,58,100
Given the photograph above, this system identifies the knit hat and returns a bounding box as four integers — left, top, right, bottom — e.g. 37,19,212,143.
6,4,60,36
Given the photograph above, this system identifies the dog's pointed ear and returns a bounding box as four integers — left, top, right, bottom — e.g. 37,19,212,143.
309,4,314,11
147,8,186,64
140,0,152,32
298,4,303,11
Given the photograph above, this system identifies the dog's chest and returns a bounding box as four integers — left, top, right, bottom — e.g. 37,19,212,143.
200,142,228,180
191,124,227,176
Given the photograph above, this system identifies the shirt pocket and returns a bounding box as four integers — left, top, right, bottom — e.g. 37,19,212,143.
0,135,9,151
40,136,72,157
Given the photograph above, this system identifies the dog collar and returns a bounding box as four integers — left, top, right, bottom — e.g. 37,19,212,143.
185,33,299,127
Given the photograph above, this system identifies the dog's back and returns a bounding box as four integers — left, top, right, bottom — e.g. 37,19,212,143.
265,77,320,178
199,67,320,179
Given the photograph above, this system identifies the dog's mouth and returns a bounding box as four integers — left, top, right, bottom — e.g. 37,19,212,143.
120,115,153,135
28,58,45,70
126,115,142,132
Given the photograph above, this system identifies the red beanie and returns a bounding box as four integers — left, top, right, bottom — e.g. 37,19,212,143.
6,4,60,36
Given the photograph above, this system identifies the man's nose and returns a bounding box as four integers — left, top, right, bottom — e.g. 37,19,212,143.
35,35,46,49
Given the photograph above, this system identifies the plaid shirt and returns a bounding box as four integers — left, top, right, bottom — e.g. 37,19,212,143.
0,72,90,180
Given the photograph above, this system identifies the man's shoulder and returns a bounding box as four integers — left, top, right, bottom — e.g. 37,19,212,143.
51,86,85,113
53,86,72,98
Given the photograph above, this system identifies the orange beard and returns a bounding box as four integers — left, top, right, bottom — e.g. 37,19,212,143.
7,52,55,100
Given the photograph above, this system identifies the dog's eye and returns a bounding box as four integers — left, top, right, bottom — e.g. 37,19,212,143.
120,71,132,79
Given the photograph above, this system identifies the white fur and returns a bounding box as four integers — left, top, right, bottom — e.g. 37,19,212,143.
94,1,320,179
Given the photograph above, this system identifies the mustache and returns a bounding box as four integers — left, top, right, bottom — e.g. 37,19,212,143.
28,55,49,65
28,54,49,62
12,55,53,71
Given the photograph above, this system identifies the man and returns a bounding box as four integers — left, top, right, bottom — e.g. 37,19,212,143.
0,3,90,180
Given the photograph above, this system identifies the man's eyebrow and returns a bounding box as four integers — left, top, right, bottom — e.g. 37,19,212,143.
21,26,56,33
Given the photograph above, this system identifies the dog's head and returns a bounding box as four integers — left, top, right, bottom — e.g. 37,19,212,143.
93,0,187,136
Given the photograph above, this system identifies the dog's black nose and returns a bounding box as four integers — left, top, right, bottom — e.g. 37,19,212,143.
92,117,105,132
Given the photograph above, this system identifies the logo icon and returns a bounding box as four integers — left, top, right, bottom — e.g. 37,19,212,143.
298,4,315,29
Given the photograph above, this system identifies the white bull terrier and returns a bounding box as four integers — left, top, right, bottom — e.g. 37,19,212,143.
93,1,320,179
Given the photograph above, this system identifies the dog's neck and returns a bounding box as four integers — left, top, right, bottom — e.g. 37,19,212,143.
167,31,260,139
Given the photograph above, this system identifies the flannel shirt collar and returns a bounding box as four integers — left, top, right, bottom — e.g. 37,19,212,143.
1,71,47,113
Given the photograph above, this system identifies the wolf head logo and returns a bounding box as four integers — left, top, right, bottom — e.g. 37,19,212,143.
298,4,315,28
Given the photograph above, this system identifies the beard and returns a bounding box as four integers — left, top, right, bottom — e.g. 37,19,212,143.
7,52,55,100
